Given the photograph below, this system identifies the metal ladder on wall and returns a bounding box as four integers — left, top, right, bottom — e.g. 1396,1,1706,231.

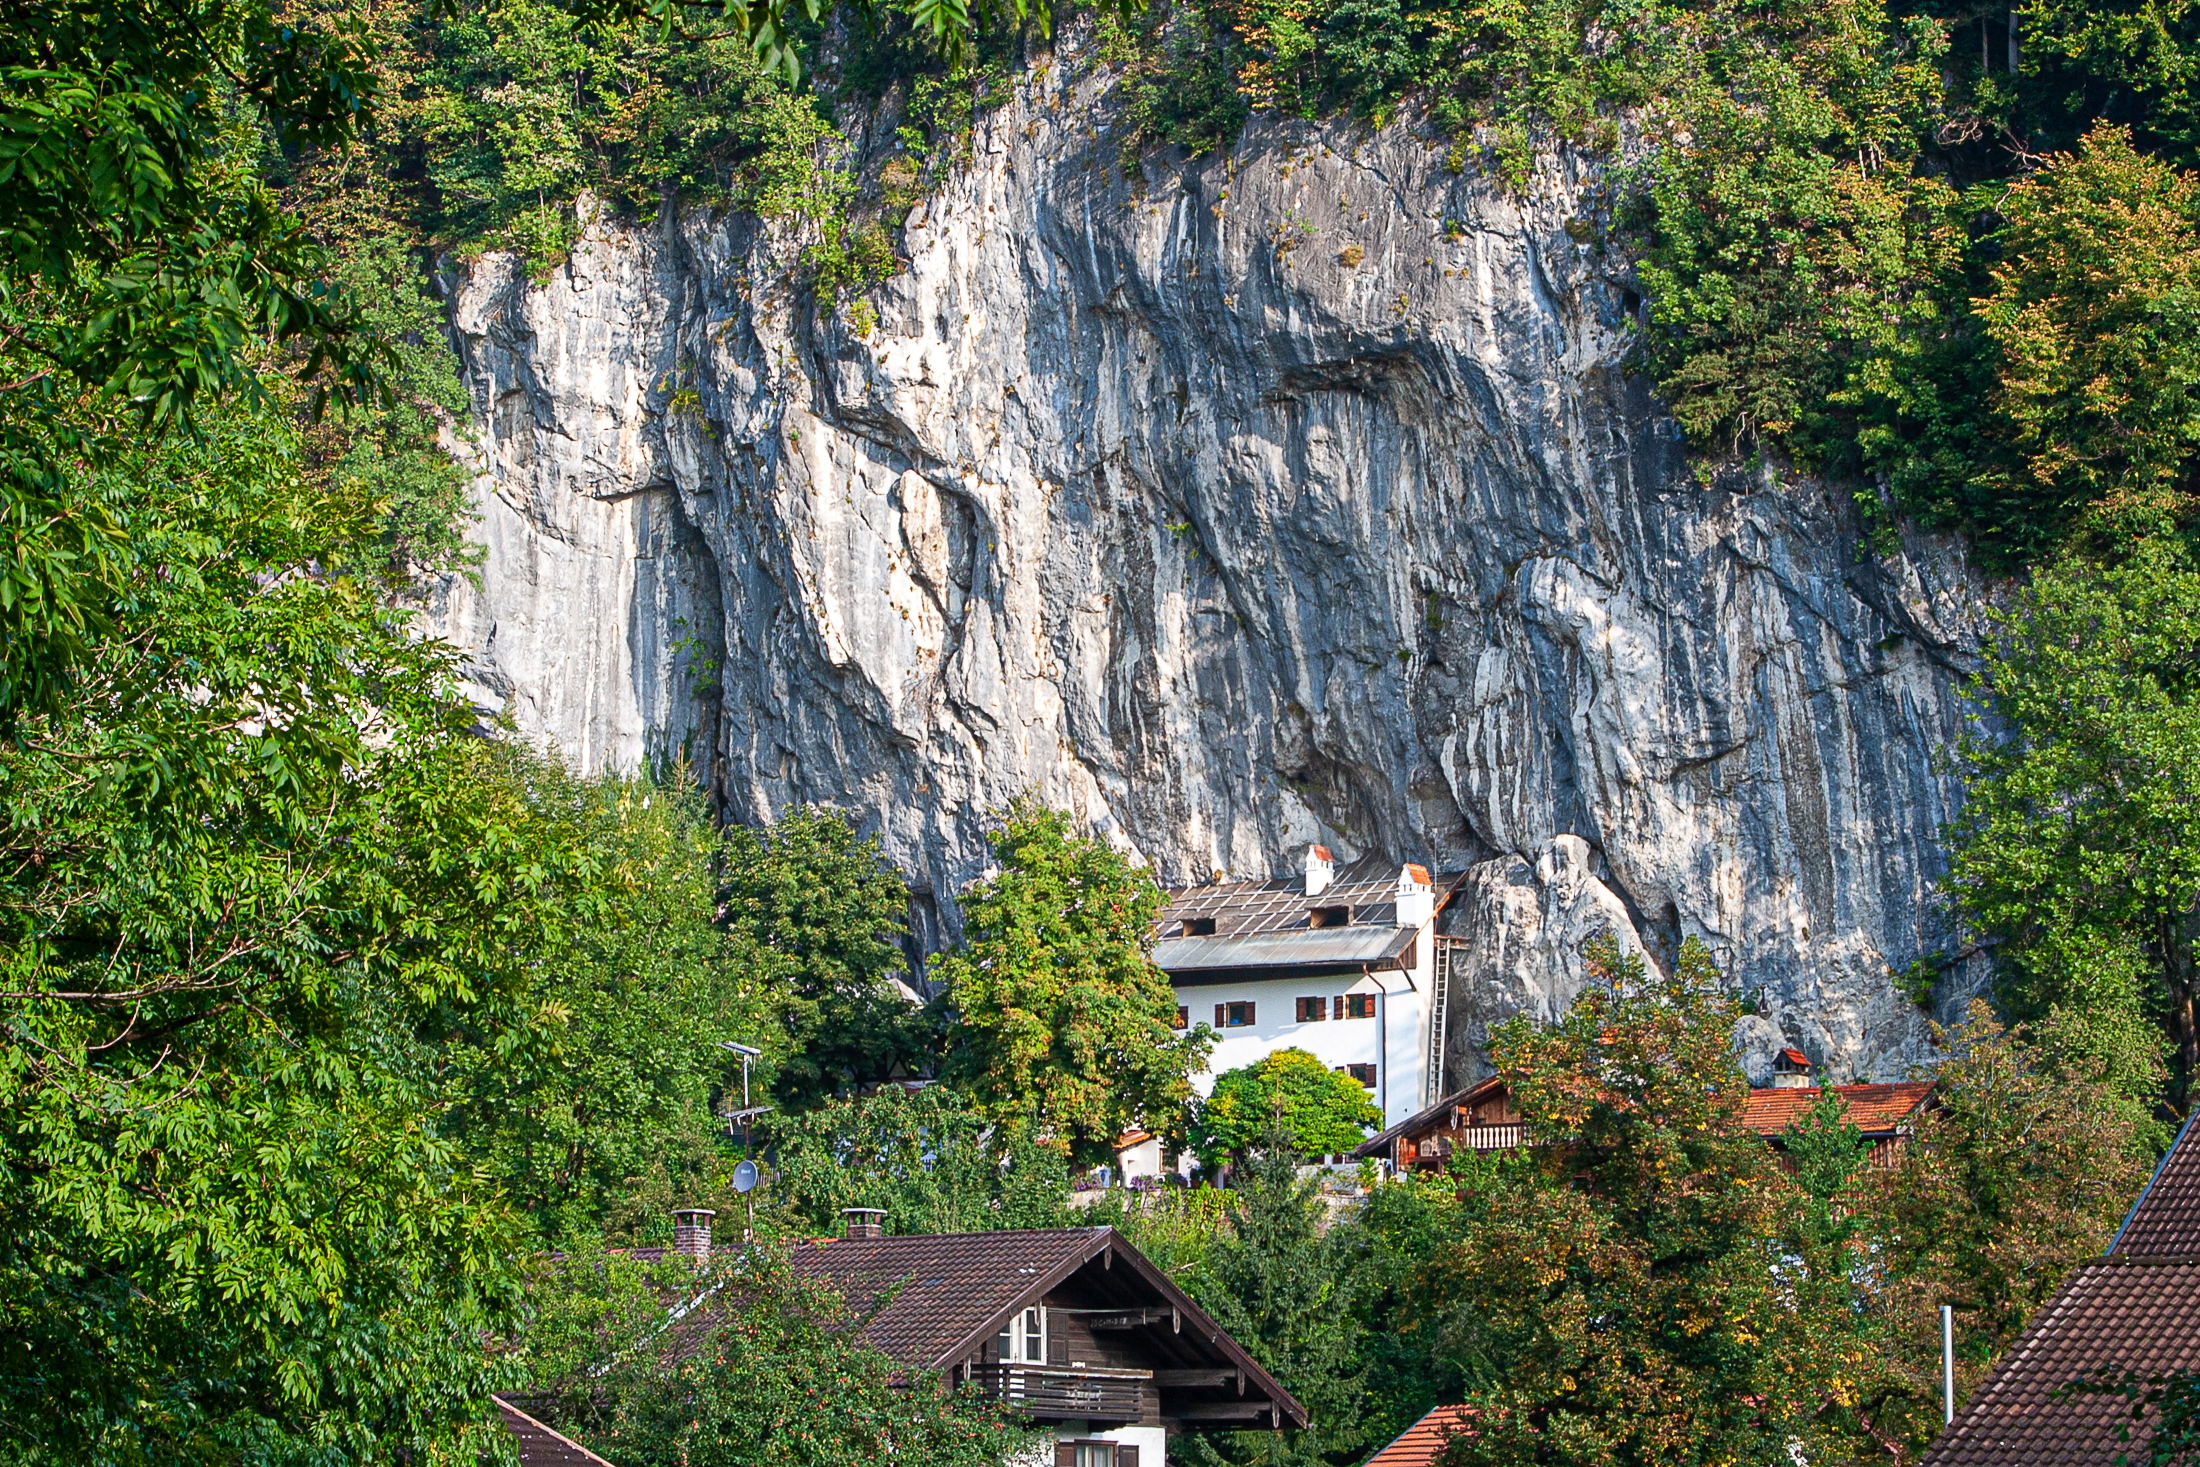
1426,936,1462,1107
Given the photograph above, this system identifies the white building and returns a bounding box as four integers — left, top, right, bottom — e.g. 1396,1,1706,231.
1152,846,1465,1134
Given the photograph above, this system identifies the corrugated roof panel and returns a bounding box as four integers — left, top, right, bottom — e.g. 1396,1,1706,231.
1154,924,1417,972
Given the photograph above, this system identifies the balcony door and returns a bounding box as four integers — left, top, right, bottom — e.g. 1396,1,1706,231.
998,1306,1046,1365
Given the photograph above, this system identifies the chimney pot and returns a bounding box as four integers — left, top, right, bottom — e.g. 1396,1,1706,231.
1304,844,1335,897
842,1207,887,1240
672,1208,716,1263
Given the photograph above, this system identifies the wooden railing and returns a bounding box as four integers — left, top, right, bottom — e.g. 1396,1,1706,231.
964,1364,1149,1423
1413,1124,1525,1160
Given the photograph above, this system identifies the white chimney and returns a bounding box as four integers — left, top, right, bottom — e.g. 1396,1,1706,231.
1394,864,1434,928
1305,844,1334,897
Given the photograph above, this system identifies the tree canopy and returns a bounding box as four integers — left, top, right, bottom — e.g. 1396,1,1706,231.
934,800,1209,1164
1191,1048,1383,1174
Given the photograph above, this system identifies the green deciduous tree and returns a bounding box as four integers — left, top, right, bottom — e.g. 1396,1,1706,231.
1178,1138,1370,1467
1191,1047,1382,1174
1863,1001,2154,1455
440,775,774,1248
0,392,611,1462
719,805,935,1112
765,1082,1069,1236
1971,127,2200,557
1948,539,2200,1119
1,0,385,718
935,800,1210,1164
1414,937,1884,1467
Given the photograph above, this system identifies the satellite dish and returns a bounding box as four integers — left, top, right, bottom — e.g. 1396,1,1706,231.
731,1159,760,1194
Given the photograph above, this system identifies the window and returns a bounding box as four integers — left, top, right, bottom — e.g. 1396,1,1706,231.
997,1306,1046,1364
1179,916,1216,937
1308,904,1351,929
1055,1444,1139,1467
1295,996,1326,1023
1340,1063,1377,1087
1214,1001,1256,1027
1173,1005,1189,1029
1339,993,1377,1020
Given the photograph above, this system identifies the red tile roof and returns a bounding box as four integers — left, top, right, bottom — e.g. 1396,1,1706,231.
1922,1259,2200,1466
1744,1081,1935,1138
1364,1405,1477,1467
495,1396,616,1467
2111,1111,2200,1257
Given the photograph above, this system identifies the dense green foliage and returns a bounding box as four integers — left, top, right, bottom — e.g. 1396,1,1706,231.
720,805,937,1111
934,800,1211,1163
0,392,582,1462
516,1242,1035,1467
1867,1001,2154,1448
1,0,384,720
1178,1141,1371,1467
765,1082,1071,1234
1949,540,2200,1120
1191,1047,1383,1172
440,777,773,1248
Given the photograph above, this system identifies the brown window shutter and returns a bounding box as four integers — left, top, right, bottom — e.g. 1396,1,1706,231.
1244,1001,1254,1024
1117,1447,1140,1467
1047,1307,1066,1366
1056,1445,1076,1467
1333,995,1343,1020
1215,1004,1226,1027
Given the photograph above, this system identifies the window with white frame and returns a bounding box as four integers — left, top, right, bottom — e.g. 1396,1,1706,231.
997,1306,1046,1364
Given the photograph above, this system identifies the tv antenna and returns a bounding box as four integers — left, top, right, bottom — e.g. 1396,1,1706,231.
720,1041,772,1243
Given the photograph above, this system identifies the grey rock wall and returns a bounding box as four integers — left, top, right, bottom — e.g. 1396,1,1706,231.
430,36,1993,1081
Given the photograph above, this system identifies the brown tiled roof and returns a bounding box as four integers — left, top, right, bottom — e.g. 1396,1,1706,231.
1744,1082,1935,1138
1364,1405,1477,1467
780,1226,1310,1427
495,1396,616,1467
2110,1111,2200,1257
781,1227,1104,1370
1922,1259,2200,1466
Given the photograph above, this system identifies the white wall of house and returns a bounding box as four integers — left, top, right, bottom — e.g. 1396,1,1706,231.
1172,957,1433,1130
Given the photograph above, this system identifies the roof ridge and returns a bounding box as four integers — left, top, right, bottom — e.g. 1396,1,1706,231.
2107,1107,2200,1256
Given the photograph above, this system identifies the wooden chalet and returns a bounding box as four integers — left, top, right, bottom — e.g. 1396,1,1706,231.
1925,1110,2200,1465
780,1214,1306,1462
1354,1074,1936,1172
512,1210,1304,1466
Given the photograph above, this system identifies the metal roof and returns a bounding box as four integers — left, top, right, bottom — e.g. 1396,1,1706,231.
1152,854,1463,977
1154,923,1419,973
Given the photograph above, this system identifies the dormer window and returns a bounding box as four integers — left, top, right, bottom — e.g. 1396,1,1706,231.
1309,905,1351,929
1179,916,1217,937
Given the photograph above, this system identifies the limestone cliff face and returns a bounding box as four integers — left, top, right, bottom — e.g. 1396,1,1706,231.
430,33,1992,1081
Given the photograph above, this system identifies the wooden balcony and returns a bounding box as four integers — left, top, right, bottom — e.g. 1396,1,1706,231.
964,1363,1150,1423
1411,1124,1525,1161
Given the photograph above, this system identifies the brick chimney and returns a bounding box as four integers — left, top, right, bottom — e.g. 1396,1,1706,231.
842,1207,886,1240
1305,844,1335,897
672,1208,715,1262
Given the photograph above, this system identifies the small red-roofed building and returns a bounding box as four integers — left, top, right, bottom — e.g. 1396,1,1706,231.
1363,1405,1476,1467
1745,1080,1937,1168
